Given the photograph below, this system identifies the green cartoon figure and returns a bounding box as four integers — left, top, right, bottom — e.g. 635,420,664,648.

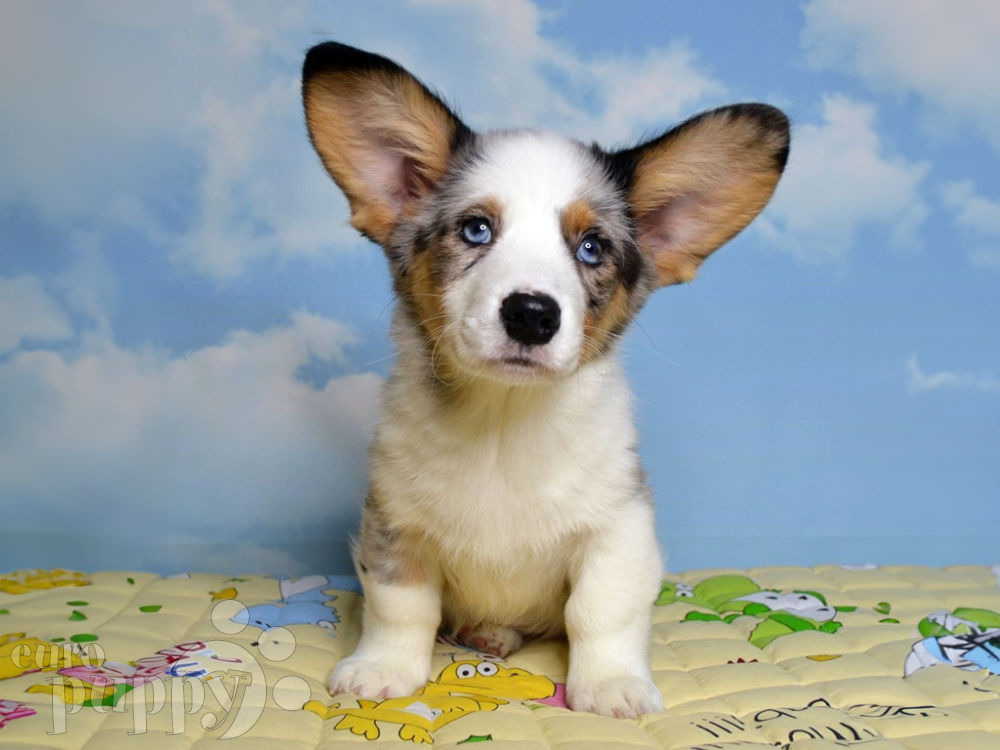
657,575,758,609
657,575,852,648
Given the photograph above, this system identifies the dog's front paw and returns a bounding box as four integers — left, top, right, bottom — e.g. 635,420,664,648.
567,674,663,718
327,656,428,699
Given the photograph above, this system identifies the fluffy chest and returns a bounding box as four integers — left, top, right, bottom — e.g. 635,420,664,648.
370,358,641,560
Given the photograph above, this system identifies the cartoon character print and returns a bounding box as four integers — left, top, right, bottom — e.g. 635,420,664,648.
0,569,89,595
657,575,852,648
231,574,340,633
26,641,238,707
905,608,1000,677
0,698,36,729
0,633,90,680
305,658,560,743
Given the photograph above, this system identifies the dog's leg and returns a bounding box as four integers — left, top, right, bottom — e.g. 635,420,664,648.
328,567,441,698
565,498,663,718
328,509,441,699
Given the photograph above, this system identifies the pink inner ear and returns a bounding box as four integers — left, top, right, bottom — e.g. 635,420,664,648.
638,192,712,256
357,136,412,215
402,156,436,201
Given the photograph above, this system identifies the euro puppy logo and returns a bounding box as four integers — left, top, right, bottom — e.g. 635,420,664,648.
302,42,788,718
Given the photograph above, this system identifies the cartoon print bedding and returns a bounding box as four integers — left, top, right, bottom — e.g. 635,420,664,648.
2,565,999,748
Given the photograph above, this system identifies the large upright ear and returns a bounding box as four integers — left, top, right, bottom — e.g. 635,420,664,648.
615,104,789,286
302,42,469,246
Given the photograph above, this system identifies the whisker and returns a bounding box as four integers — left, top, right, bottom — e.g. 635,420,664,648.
631,320,680,367
359,352,398,368
373,294,397,323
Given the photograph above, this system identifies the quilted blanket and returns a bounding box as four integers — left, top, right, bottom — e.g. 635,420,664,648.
2,565,999,748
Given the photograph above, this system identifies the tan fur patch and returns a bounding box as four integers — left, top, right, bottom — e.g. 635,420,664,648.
400,242,470,388
358,492,428,585
581,285,630,364
473,196,505,232
405,248,447,347
561,198,634,362
560,198,597,242
304,68,460,246
630,110,786,286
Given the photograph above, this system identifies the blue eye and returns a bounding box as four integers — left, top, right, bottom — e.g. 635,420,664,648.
461,217,492,245
576,236,603,266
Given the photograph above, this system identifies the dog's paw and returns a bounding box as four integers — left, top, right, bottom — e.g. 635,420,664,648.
567,674,663,718
327,656,428,699
455,624,523,658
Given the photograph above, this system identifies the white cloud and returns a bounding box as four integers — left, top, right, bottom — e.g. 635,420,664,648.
802,0,1000,291
803,0,1000,153
0,275,73,353
943,181,1000,237
941,180,1000,269
0,0,726,279
171,77,361,278
0,0,359,280
905,354,1000,395
399,0,725,145
0,307,382,544
755,94,930,263
586,43,725,146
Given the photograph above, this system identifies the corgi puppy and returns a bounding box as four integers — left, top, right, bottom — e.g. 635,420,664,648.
302,42,788,718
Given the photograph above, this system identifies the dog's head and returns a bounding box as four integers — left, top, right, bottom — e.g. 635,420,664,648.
303,43,788,385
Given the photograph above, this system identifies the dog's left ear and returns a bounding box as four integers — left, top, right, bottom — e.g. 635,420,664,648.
615,104,789,286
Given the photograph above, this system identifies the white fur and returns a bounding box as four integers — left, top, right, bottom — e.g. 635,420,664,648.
328,565,441,698
328,131,664,717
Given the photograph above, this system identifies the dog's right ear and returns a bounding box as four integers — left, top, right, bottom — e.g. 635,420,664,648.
302,42,469,246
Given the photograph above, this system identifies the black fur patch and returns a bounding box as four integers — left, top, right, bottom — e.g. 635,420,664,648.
303,41,403,82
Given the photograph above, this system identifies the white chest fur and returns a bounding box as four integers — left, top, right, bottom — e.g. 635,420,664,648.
373,357,640,551
368,326,645,628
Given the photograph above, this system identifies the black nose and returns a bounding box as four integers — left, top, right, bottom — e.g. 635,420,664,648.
500,292,561,346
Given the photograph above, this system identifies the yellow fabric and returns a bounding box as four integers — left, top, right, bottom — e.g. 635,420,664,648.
0,565,998,747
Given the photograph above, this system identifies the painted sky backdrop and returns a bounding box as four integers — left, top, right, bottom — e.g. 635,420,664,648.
1,1,998,575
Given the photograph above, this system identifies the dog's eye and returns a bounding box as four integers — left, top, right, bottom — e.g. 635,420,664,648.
576,236,603,266
461,217,492,245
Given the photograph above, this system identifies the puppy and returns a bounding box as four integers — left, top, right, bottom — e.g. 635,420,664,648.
302,42,788,718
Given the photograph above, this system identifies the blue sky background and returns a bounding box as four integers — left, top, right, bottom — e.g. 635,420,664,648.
1,1,997,576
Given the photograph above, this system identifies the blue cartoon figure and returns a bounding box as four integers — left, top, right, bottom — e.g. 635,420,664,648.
231,575,342,633
905,608,1000,677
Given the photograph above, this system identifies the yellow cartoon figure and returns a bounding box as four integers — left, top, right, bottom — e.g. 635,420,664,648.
424,659,557,700
0,569,90,594
305,659,558,743
0,633,87,680
306,693,502,743
25,677,125,707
